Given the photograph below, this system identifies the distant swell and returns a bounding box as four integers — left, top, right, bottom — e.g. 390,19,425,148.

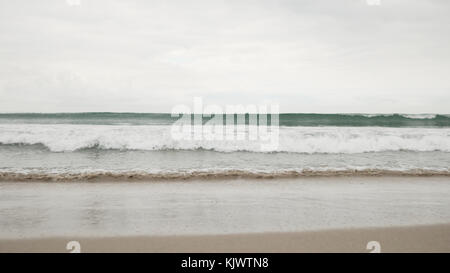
0,113,449,127
1,169,450,182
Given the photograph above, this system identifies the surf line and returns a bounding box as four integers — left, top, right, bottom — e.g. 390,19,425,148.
170,97,280,151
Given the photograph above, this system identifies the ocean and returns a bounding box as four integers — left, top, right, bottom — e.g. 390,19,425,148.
0,113,449,181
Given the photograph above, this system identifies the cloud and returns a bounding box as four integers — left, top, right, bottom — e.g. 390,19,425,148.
0,0,449,113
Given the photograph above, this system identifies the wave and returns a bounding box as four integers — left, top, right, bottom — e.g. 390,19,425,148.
0,113,449,127
279,113,450,127
1,168,449,182
0,124,449,153
400,114,437,119
358,114,436,119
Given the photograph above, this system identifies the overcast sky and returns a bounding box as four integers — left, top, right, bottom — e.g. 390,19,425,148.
0,0,449,113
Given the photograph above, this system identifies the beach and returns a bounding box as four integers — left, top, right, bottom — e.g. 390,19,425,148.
2,224,450,253
0,113,449,253
1,176,449,252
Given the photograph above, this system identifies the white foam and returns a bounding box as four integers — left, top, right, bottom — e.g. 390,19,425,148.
401,114,437,119
0,124,449,153
358,113,438,119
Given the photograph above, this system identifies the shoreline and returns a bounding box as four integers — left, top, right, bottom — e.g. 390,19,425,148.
1,224,449,253
1,170,450,182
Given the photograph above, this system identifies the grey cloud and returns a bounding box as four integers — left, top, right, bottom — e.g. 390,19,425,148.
0,0,449,113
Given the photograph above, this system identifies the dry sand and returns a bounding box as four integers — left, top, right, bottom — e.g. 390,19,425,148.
1,223,449,253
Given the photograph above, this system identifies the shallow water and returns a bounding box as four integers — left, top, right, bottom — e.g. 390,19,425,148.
0,113,449,179
1,177,449,238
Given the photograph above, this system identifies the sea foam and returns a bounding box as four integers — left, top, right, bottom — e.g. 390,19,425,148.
0,124,449,154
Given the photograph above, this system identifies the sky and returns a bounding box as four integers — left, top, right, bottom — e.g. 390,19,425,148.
0,0,449,113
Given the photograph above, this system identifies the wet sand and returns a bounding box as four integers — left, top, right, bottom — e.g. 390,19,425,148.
1,177,449,252
1,224,449,253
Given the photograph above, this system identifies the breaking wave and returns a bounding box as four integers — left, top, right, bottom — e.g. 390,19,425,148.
0,124,449,153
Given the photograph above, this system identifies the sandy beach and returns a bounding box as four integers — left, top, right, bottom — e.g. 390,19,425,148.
1,176,449,252
1,224,449,253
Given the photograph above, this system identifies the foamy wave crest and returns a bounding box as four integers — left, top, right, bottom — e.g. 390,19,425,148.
359,114,437,119
1,168,449,181
401,114,437,119
0,124,449,153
